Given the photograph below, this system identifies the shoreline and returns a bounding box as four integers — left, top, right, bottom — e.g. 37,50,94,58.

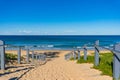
5,49,111,55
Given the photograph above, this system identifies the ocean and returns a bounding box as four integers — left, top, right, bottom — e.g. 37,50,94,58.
0,35,120,50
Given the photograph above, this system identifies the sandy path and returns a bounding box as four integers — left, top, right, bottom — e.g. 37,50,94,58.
0,64,33,80
20,51,112,80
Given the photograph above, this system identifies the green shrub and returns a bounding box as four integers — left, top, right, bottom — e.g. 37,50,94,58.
93,53,113,76
70,57,74,60
77,56,94,63
77,53,113,76
5,53,18,60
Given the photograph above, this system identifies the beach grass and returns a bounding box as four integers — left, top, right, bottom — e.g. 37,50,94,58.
76,53,113,76
77,55,94,63
93,53,113,76
5,53,25,64
70,57,74,60
5,53,18,60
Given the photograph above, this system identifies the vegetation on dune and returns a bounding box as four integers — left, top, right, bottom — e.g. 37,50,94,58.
5,53,18,60
77,55,94,63
5,53,24,64
93,53,113,76
70,57,74,60
71,52,113,76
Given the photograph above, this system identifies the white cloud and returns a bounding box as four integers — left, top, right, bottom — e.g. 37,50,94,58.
18,30,32,34
63,30,77,33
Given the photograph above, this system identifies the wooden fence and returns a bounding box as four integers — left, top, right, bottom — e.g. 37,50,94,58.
0,40,46,71
65,40,120,80
1,39,120,80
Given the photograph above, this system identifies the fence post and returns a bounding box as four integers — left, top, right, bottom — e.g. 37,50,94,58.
0,40,5,70
32,51,34,64
40,54,42,61
39,54,41,61
78,50,80,60
41,54,43,61
94,40,99,66
17,47,21,64
43,54,45,61
83,45,87,61
26,46,29,64
113,43,120,80
35,53,38,60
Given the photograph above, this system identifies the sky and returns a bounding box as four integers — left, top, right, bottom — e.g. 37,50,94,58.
0,0,120,35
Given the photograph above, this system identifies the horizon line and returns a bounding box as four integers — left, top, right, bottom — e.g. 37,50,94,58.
0,35,120,36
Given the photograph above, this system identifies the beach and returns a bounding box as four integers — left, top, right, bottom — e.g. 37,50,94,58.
0,50,112,80
0,0,120,79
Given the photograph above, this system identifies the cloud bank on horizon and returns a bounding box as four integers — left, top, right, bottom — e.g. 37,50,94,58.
0,0,120,35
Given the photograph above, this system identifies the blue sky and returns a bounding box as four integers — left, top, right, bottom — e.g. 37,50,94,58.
0,0,120,35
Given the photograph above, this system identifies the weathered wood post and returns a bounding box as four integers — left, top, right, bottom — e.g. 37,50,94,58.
44,54,46,61
42,55,45,61
35,53,37,60
40,54,43,61
41,54,43,61
37,54,39,61
83,45,87,61
41,54,45,61
78,49,80,60
113,43,120,80
26,46,29,64
0,40,5,70
94,40,99,66
32,51,34,64
38,54,41,60
17,46,21,64
42,54,44,61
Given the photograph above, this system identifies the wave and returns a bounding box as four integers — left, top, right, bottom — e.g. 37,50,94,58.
47,45,54,48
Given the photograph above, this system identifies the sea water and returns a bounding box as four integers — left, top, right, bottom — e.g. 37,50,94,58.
0,35,120,50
